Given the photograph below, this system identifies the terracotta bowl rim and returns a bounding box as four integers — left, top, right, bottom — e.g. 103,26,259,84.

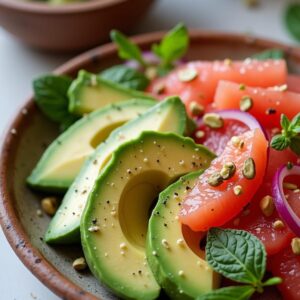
1,30,300,300
0,0,137,14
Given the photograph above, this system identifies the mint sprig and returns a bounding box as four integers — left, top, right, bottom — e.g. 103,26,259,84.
152,22,189,68
271,113,300,156
110,30,146,66
33,75,78,131
285,3,300,42
110,23,189,76
202,228,282,300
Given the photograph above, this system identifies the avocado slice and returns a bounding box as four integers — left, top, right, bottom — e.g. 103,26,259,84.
81,131,215,300
68,70,156,116
27,99,156,192
45,97,188,244
147,171,221,299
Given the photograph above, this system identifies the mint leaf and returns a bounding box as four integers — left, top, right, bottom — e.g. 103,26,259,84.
100,65,149,91
110,30,145,66
33,75,78,130
197,286,255,300
271,135,290,151
152,22,189,68
281,114,290,132
252,49,285,60
206,228,266,286
289,112,300,130
285,4,300,42
262,277,282,287
290,136,300,155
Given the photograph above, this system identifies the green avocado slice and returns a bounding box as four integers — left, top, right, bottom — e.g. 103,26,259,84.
68,70,156,116
147,171,221,299
81,131,215,300
27,99,156,193
45,97,188,244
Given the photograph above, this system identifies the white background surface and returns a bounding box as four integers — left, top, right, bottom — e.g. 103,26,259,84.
0,0,297,299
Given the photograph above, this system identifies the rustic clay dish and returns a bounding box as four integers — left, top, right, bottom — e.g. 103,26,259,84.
1,31,300,300
0,0,155,52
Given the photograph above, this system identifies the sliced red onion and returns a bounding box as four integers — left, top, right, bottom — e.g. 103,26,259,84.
197,109,267,139
273,164,300,236
124,51,185,71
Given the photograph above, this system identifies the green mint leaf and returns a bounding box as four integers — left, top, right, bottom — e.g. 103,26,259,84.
196,285,255,300
271,135,290,151
100,65,149,91
33,75,77,130
262,277,282,287
110,30,145,66
152,22,189,67
285,4,300,42
290,136,300,156
281,114,291,132
252,49,285,60
206,228,266,285
289,113,300,131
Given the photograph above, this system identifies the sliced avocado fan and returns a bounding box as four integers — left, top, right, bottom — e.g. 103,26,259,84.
81,131,215,300
45,97,188,244
147,171,221,299
27,99,156,192
68,70,155,116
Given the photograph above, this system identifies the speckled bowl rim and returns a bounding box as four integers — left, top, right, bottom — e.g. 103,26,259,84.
0,0,133,14
1,31,300,300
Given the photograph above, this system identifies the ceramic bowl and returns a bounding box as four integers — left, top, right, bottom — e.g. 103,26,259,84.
0,0,155,52
1,31,300,300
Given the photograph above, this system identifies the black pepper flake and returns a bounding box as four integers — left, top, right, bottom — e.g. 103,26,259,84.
174,192,179,196
138,270,142,275
266,108,277,115
164,223,168,227
106,200,110,204
93,160,98,165
92,218,97,224
156,159,160,163
178,203,181,206
186,186,191,190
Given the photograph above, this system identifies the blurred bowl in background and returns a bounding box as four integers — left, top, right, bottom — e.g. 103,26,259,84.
0,0,155,52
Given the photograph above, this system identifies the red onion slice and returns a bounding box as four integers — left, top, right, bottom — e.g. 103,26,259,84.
273,164,300,236
196,109,267,139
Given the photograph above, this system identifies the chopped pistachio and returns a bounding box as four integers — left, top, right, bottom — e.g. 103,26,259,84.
195,130,205,139
283,182,298,190
240,95,253,112
220,162,236,180
189,101,204,116
239,84,246,90
224,58,232,66
207,172,223,187
273,220,285,230
177,68,198,82
242,157,256,179
233,185,243,196
203,113,224,129
41,197,58,216
291,238,300,255
259,195,275,217
145,66,157,80
72,257,87,271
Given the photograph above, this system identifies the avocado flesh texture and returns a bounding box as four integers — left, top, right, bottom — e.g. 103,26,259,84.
81,131,215,300
147,171,221,300
27,100,156,192
45,97,188,244
68,70,155,116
